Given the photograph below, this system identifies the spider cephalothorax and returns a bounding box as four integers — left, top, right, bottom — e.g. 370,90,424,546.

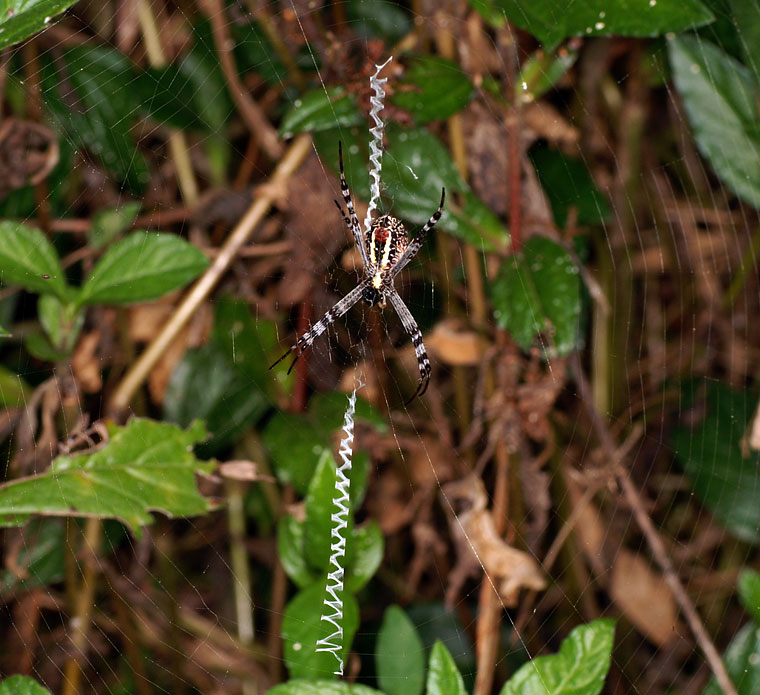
270,143,445,400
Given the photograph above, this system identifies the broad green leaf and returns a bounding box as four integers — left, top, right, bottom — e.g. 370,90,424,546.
38,294,83,353
738,569,760,625
427,641,467,695
0,222,67,299
233,19,288,86
282,582,359,679
376,605,425,695
346,0,411,42
212,296,278,391
0,675,51,695
703,622,760,695
89,203,141,249
467,0,507,28
517,46,579,102
407,604,476,678
0,325,9,337
728,0,760,85
672,381,760,543
669,35,760,208
0,0,76,51
384,125,509,251
280,87,363,137
0,365,31,408
41,45,150,192
0,519,64,594
304,451,351,571
346,520,383,592
529,144,611,227
312,127,372,202
267,680,383,695
0,419,213,538
265,412,327,494
163,342,269,457
278,514,318,589
491,236,582,355
78,232,209,306
500,619,615,695
392,57,474,123
491,0,713,50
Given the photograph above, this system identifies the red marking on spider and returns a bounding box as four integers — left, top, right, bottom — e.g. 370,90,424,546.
374,227,389,242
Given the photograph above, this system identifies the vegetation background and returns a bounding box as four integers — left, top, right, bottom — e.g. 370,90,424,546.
0,1,759,694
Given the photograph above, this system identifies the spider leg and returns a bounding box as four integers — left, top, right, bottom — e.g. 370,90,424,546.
269,281,367,373
338,141,372,274
387,289,431,402
392,187,445,277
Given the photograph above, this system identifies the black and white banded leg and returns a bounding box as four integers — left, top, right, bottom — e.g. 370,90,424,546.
387,289,431,401
270,281,368,373
393,188,445,277
338,142,372,273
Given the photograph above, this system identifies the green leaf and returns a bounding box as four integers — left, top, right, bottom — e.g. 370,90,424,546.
267,680,383,695
212,296,278,391
517,46,579,102
376,605,425,695
313,128,372,202
0,519,64,594
672,381,760,543
384,125,509,251
0,419,213,538
703,622,760,695
164,342,269,457
427,641,467,695
491,0,713,50
304,451,350,571
738,569,760,625
282,582,359,679
491,236,582,355
265,413,328,493
392,57,474,123
669,35,760,208
24,333,70,363
0,221,67,299
500,619,615,695
233,19,288,86
41,45,150,192
346,521,384,592
0,675,51,695
0,325,9,337
78,232,209,306
529,144,611,227
38,294,83,353
467,0,508,28
346,0,412,42
278,515,318,589
0,0,76,51
728,0,760,86
280,87,363,137
89,203,141,249
0,365,31,408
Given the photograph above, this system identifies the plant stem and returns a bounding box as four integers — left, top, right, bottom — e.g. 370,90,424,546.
62,517,102,695
226,479,257,695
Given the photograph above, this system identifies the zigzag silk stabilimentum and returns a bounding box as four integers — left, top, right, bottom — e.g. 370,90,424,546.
314,381,361,675
363,57,392,234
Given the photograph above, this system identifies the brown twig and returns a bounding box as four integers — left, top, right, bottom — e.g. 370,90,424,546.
570,353,737,695
201,0,283,162
107,134,311,417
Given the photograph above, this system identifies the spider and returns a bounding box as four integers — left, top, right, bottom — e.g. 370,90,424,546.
270,142,445,400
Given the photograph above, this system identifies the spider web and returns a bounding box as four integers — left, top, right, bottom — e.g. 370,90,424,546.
1,2,759,695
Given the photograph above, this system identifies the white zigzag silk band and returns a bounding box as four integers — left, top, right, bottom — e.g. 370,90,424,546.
363,57,393,235
314,381,362,675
